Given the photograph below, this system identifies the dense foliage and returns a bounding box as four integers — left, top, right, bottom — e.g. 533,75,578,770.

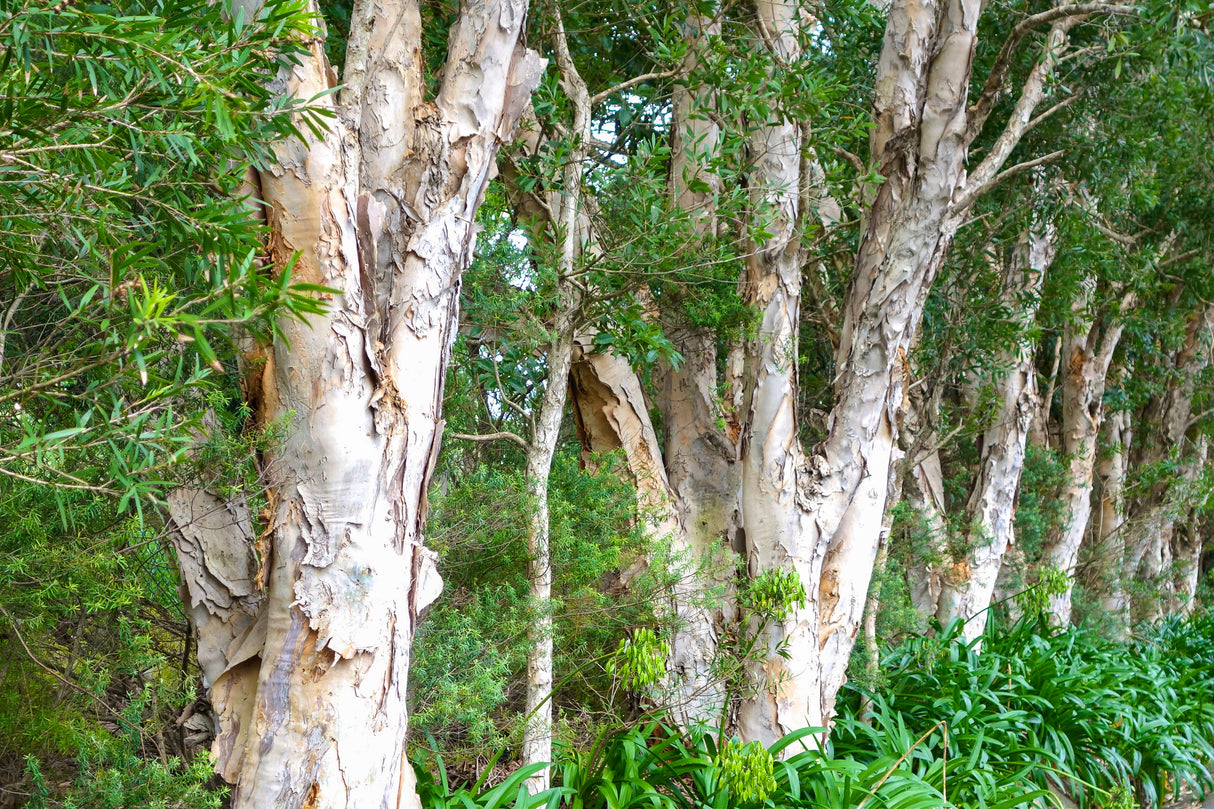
6,0,1214,806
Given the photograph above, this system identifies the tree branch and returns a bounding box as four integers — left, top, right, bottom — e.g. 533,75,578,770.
589,69,679,107
449,431,531,450
959,150,1066,210
966,3,1138,145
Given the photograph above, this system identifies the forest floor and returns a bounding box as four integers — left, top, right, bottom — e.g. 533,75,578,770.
1163,787,1214,809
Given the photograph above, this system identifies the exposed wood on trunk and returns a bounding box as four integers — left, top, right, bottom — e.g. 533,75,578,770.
167,1,543,805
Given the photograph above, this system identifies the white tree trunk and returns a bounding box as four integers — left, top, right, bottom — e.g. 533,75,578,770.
168,2,542,805
519,12,591,783
1128,304,1214,620
520,313,575,792
903,450,948,620
1044,278,1129,624
1095,406,1132,631
936,226,1053,644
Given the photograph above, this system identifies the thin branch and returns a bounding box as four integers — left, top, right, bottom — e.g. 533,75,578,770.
0,280,33,371
966,3,1138,143
832,145,865,175
449,430,531,450
1023,93,1082,136
960,150,1066,209
0,603,144,737
1158,249,1201,271
589,69,679,107
1093,219,1139,246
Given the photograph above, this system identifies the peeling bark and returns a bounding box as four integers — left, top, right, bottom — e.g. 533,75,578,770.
167,1,542,805
936,226,1053,644
1044,278,1130,625
1095,405,1131,632
1170,435,1207,614
1128,304,1214,621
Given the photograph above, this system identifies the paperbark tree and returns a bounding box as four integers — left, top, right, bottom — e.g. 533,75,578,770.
1042,276,1132,625
167,1,543,806
1126,302,1214,620
1094,403,1132,630
572,0,1134,742
935,225,1053,643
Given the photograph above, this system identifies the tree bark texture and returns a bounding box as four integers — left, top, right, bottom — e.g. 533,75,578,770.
1170,434,1208,614
1044,277,1130,625
168,2,543,806
935,226,1053,644
1095,405,1132,632
1128,304,1214,620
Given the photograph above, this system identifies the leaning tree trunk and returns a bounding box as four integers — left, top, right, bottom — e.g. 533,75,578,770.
936,225,1053,644
168,1,542,806
1043,277,1130,625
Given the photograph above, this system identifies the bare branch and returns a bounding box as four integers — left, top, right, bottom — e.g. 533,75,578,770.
0,280,32,371
449,431,531,450
589,69,679,107
1024,93,1083,135
1158,249,1201,271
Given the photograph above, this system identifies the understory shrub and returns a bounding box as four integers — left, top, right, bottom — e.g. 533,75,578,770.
413,610,1214,809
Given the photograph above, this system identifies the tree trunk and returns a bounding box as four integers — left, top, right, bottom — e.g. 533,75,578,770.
1044,278,1130,625
903,449,949,620
1095,405,1132,632
1170,434,1208,613
520,311,575,792
520,12,590,784
1128,303,1214,620
168,2,542,805
936,226,1053,644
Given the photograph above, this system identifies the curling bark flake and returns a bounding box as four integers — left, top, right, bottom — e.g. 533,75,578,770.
167,2,543,806
1044,278,1132,625
935,226,1053,643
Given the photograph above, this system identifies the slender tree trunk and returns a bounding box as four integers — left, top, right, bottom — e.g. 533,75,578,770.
936,226,1053,644
1095,405,1132,632
1044,278,1130,624
517,15,591,785
167,2,542,805
903,450,949,620
521,309,576,792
